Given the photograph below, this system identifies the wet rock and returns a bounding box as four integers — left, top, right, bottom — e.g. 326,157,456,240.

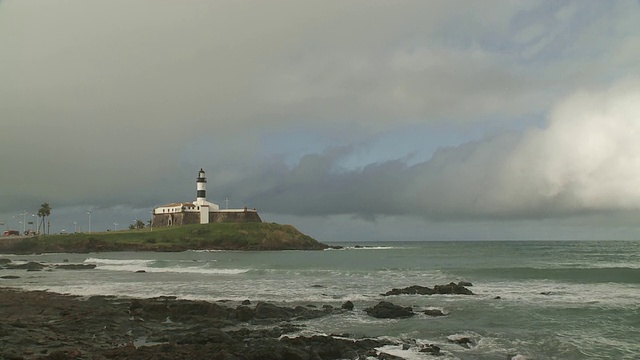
254,302,294,320
293,305,326,320
5,261,46,270
235,305,254,322
0,288,390,360
55,264,97,270
419,344,441,355
241,299,251,305
378,352,405,360
0,258,12,265
448,336,474,348
135,270,146,273
364,301,414,319
322,304,333,312
433,282,474,295
341,300,354,310
382,285,434,296
458,281,473,287
424,309,446,317
0,275,20,279
382,282,474,296
176,327,234,345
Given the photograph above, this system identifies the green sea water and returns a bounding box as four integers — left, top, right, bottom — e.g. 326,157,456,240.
1,240,639,359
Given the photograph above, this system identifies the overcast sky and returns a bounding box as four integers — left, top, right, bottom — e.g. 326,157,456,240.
2,0,640,240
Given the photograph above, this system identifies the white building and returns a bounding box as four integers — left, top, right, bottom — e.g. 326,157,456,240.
152,169,261,226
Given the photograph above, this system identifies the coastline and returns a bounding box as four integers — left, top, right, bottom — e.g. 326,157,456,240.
0,287,397,360
0,223,330,254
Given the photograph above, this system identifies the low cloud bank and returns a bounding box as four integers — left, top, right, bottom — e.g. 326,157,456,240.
245,81,640,220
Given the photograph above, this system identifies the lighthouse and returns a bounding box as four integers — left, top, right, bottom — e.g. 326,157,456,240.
151,168,261,227
196,169,209,223
196,168,207,204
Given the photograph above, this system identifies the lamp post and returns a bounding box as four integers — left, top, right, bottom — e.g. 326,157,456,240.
113,222,118,231
87,210,92,233
19,211,28,234
73,221,78,233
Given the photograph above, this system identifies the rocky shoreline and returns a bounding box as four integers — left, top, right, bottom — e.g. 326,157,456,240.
0,287,449,360
1,259,481,359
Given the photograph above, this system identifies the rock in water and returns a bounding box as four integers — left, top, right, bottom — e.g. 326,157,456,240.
433,282,474,295
5,261,46,270
56,264,97,270
382,285,435,296
364,301,414,319
423,309,446,317
341,300,354,310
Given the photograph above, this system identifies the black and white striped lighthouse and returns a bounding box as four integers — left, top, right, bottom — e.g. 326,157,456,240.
196,168,207,204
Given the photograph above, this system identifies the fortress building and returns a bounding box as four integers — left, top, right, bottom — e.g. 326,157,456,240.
152,169,262,227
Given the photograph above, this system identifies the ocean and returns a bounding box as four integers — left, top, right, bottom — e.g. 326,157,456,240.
1,240,639,359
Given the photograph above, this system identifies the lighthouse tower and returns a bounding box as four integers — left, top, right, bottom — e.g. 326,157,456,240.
196,168,207,204
196,168,209,223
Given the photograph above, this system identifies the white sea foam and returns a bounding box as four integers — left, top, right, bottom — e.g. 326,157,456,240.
84,258,154,266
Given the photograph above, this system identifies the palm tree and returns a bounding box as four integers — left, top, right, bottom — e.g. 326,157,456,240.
38,203,51,234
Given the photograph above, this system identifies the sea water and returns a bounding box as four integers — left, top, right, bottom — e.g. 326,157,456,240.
1,240,639,359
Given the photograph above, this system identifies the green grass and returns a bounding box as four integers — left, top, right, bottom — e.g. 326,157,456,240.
3,223,327,253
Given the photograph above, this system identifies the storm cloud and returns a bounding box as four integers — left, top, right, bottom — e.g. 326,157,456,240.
1,0,640,238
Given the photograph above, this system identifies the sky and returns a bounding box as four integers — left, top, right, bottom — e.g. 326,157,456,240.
2,0,640,241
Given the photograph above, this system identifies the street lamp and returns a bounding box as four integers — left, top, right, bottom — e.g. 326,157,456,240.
87,210,92,233
113,222,118,231
19,211,28,234
73,221,78,233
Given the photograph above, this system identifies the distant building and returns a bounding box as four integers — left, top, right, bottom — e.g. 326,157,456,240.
152,169,261,227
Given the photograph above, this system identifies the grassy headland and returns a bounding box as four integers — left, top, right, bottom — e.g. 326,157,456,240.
0,223,328,253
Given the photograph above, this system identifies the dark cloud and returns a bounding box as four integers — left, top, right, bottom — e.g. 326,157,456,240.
1,1,640,237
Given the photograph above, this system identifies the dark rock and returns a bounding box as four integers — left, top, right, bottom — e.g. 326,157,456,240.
281,335,393,360
254,302,294,320
378,352,405,360
419,344,441,355
176,327,234,345
382,285,435,296
293,305,326,320
458,281,473,287
433,282,474,295
135,270,146,273
341,300,354,310
0,258,12,265
322,304,333,311
382,282,474,296
5,261,45,270
55,264,97,270
494,296,502,299
0,275,20,279
449,336,474,348
364,301,414,319
235,305,254,322
241,299,251,305
424,309,446,317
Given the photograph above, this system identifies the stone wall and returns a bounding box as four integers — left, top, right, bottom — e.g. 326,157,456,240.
152,210,261,227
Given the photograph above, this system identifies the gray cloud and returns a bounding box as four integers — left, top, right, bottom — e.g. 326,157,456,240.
239,81,640,220
1,1,640,236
